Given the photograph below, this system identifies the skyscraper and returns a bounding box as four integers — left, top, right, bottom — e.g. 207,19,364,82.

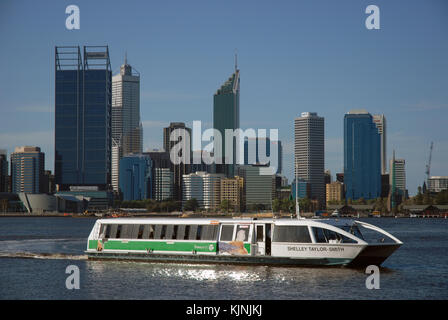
163,122,192,201
111,56,142,192
294,112,325,206
119,154,152,201
0,150,8,192
144,150,172,200
344,110,381,200
11,146,45,194
238,165,275,210
55,46,112,191
213,65,240,177
373,114,387,174
154,168,174,201
390,156,406,196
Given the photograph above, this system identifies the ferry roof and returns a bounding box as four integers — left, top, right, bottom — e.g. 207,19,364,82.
95,217,275,225
95,217,358,227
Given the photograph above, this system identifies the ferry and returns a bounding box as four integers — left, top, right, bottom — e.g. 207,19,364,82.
85,217,402,267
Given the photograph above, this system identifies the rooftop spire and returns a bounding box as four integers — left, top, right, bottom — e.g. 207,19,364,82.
125,51,128,65
234,49,238,72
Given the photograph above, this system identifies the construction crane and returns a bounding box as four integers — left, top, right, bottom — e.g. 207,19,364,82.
425,141,434,185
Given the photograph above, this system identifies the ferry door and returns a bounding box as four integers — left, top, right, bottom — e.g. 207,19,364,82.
255,224,269,256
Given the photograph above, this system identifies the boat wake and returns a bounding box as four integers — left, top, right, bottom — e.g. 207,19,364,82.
0,251,88,260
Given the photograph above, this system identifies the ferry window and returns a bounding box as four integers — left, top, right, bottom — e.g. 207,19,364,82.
100,224,110,239
165,225,174,239
110,224,118,238
105,225,111,238
99,224,106,237
184,225,191,240
235,225,250,242
200,225,218,240
196,225,202,240
154,225,162,239
148,225,154,239
137,225,144,239
131,225,139,239
312,227,327,243
322,229,356,244
160,225,167,239
120,224,131,239
116,225,122,239
272,226,311,243
172,225,178,239
177,225,186,239
142,225,151,239
220,225,234,241
188,225,198,240
341,225,364,240
256,225,264,242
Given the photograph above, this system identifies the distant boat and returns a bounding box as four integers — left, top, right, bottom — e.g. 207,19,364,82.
331,209,340,217
94,213,103,218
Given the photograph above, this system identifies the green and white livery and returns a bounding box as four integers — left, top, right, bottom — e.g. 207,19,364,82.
86,217,402,267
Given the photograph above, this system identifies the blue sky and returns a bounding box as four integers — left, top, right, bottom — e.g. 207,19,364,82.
1,0,447,196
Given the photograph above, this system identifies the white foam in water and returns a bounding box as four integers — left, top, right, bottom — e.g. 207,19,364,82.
0,251,87,260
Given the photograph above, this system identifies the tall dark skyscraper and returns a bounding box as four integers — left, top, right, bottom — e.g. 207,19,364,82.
344,110,381,200
163,122,192,201
213,64,240,177
0,150,8,192
55,46,112,191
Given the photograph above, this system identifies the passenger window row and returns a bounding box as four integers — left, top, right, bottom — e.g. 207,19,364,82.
99,224,218,241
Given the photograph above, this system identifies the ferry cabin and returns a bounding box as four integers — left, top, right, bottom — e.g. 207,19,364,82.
86,218,395,266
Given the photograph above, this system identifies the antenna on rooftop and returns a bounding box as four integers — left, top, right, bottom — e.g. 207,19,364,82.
234,49,238,71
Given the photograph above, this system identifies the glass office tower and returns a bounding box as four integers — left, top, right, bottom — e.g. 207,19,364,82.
119,154,152,201
213,68,240,177
163,122,192,201
55,46,112,190
344,110,381,200
0,150,8,192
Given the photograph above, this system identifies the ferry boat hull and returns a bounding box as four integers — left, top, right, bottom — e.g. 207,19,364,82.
86,251,354,267
347,243,402,267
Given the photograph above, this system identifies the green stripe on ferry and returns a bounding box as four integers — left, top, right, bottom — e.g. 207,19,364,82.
89,240,217,252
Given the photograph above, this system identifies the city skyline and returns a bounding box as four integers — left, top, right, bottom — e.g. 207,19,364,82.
1,0,447,196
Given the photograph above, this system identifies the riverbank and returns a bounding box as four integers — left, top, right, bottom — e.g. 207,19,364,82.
0,212,446,218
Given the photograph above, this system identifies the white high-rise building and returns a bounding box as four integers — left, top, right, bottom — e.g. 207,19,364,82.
111,56,142,192
373,114,387,174
390,157,406,195
111,139,121,192
294,112,325,206
182,172,224,210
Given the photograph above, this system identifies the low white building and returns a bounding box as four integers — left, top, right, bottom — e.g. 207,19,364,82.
428,176,448,193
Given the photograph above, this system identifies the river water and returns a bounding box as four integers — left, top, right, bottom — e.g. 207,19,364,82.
0,217,447,300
